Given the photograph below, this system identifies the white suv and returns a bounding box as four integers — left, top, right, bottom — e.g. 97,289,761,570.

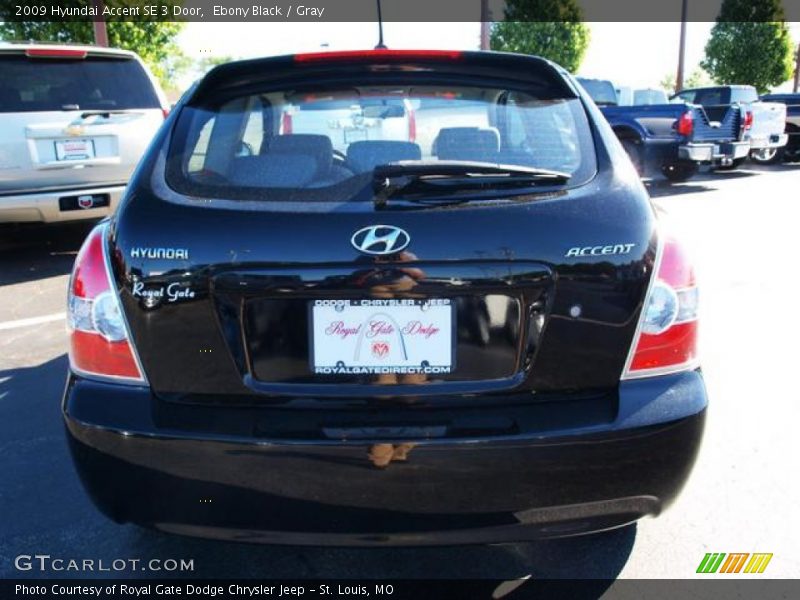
0,43,168,223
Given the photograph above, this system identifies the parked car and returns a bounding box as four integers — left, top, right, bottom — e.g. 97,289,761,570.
578,77,748,182
64,50,706,545
759,93,800,163
671,85,788,168
0,43,168,224
633,88,669,105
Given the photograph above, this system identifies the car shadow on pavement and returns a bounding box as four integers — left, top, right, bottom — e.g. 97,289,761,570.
0,221,96,286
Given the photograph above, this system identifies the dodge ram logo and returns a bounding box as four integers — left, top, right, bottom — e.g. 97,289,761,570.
351,225,410,256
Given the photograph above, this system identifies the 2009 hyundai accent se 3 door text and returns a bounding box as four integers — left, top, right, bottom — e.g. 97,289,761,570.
63,50,707,546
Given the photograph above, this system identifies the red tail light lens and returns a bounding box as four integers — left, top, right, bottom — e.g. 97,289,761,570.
162,108,170,120
67,225,145,383
407,105,417,142
622,235,699,379
25,48,88,59
281,111,293,134
743,110,754,130
676,111,693,137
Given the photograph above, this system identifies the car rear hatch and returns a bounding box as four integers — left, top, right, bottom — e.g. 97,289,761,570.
110,51,656,405
0,47,164,195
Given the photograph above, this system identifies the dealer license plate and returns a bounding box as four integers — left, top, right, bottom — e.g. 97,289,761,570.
310,299,454,375
55,138,95,161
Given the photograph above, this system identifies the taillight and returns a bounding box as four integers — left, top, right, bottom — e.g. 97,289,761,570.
743,110,753,131
162,108,170,120
67,225,145,383
676,111,693,137
281,111,293,134
622,235,699,379
407,105,417,142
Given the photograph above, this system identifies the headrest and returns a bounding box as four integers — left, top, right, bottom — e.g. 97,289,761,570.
229,154,317,188
435,127,501,161
346,141,422,172
265,134,334,178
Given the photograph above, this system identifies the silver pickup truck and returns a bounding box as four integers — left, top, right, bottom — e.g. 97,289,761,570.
671,85,787,167
0,43,168,223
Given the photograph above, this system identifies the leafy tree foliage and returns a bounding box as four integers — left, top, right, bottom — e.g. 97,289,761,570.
702,0,794,93
490,0,590,73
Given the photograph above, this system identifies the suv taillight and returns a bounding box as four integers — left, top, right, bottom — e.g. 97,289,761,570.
281,111,293,134
676,111,693,137
622,235,699,379
67,225,145,383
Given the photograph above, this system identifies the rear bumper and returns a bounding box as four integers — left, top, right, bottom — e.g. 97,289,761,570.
0,185,125,223
678,141,750,162
748,133,789,150
63,371,707,546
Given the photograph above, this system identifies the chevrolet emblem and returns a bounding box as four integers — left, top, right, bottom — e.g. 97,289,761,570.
64,125,86,136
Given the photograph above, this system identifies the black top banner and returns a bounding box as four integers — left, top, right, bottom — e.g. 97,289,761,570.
1,0,800,23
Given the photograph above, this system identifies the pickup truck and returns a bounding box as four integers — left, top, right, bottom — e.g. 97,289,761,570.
671,85,788,167
760,93,800,163
577,77,749,182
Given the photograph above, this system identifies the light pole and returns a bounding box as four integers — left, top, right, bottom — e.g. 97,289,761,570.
480,0,490,50
92,0,108,47
676,0,688,92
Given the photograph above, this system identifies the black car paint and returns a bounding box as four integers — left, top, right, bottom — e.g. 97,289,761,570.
64,51,706,544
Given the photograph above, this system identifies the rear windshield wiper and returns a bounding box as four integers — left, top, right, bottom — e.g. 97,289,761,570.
78,109,138,120
372,161,571,208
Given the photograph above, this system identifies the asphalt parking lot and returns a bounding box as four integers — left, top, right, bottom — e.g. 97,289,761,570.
1,163,799,583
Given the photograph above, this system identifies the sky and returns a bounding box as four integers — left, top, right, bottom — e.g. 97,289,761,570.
177,21,800,92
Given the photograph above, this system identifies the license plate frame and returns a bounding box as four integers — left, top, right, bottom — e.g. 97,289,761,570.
309,298,455,376
54,138,95,161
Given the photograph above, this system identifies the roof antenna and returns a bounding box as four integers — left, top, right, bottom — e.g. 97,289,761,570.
375,0,387,49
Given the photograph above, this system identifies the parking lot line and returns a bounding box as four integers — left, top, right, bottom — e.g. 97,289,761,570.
0,312,65,331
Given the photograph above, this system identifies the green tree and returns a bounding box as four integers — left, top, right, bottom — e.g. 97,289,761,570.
701,0,794,93
0,5,185,90
490,0,590,73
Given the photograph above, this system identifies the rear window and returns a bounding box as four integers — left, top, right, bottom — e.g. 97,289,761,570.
694,89,727,105
730,87,758,104
166,83,596,203
0,54,160,113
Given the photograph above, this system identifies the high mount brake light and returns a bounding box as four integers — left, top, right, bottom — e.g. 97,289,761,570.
25,48,88,59
622,235,699,379
67,225,145,383
294,49,463,63
676,111,694,137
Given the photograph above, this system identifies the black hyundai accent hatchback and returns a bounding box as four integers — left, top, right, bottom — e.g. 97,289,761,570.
64,50,706,545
